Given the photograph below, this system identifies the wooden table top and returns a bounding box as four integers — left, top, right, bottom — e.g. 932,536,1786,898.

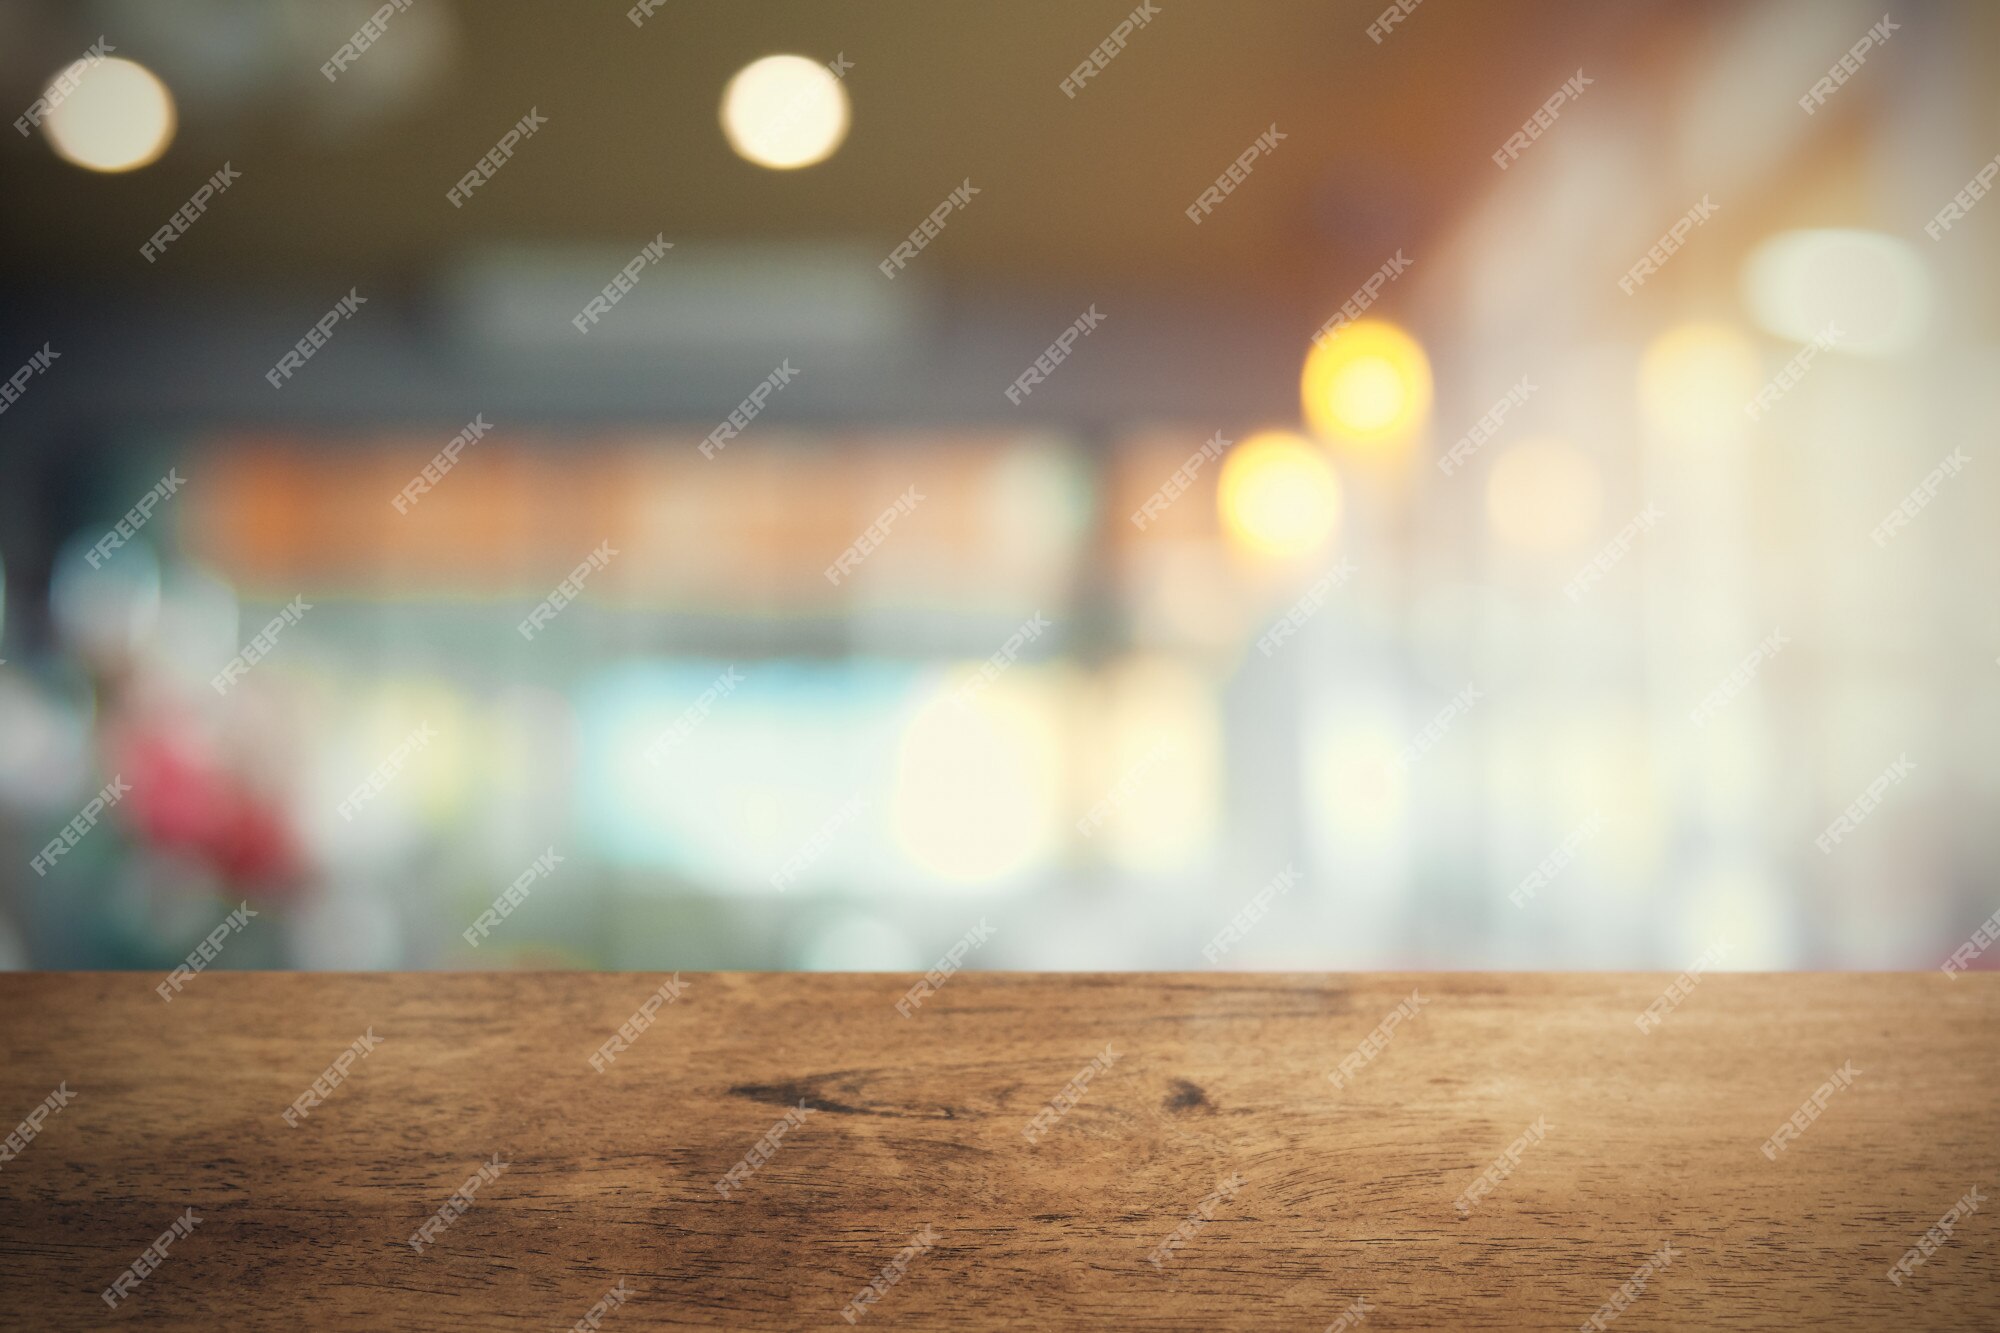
1,971,1994,1330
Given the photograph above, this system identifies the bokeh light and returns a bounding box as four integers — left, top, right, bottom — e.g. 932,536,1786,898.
720,55,850,170
42,57,176,173
1217,430,1342,557
1085,656,1221,876
51,531,161,667
1301,320,1432,448
891,678,1063,885
1485,437,1603,552
1304,700,1411,884
1637,321,1762,446
1741,228,1931,358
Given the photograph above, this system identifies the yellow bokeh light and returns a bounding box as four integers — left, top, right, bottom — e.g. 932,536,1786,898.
1637,322,1762,445
42,56,176,173
1217,430,1342,558
720,54,850,170
1302,319,1432,448
1485,437,1603,552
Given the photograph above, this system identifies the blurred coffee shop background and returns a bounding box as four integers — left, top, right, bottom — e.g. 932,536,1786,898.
0,0,1994,973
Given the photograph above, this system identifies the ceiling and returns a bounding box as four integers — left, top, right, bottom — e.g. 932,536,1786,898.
0,0,1720,297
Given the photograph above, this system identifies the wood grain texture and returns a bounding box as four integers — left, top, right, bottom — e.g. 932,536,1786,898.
0,972,1995,1330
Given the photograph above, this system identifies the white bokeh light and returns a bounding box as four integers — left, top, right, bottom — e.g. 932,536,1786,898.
42,56,177,173
720,55,850,170
1741,228,1931,358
